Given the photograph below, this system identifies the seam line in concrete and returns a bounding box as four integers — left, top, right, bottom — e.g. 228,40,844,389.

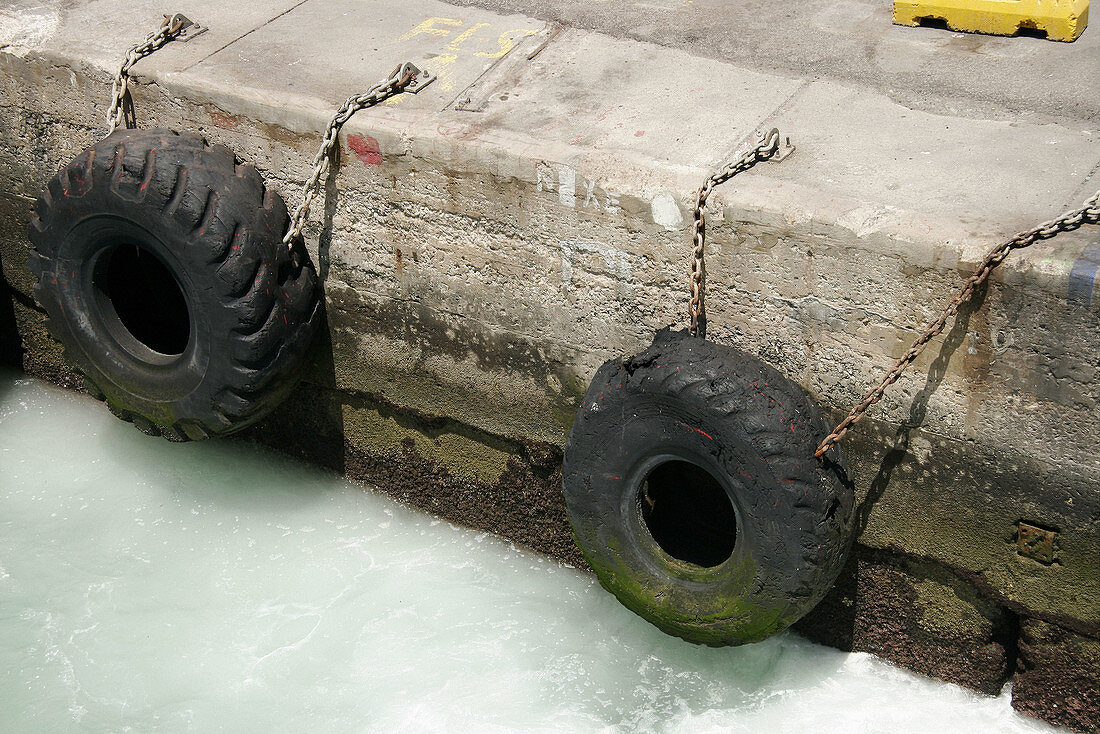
443,43,520,111
859,543,1100,640
718,78,812,160
1065,157,1100,209
318,381,554,453
180,0,313,74
441,24,554,112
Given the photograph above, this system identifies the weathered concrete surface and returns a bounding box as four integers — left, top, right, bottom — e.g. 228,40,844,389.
448,0,1100,122
0,192,76,385
795,546,1016,696
1,0,1098,727
1013,619,1100,732
248,379,586,568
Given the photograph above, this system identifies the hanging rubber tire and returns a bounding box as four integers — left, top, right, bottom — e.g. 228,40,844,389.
562,328,854,646
27,128,321,440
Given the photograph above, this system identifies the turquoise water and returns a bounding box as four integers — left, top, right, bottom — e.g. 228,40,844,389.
0,373,1062,733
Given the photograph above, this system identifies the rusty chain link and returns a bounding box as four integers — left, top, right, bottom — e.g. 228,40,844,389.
106,13,192,135
690,128,783,339
814,189,1100,458
105,21,1094,462
282,62,431,250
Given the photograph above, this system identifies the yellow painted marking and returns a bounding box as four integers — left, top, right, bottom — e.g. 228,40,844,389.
893,0,1089,42
389,18,540,106
400,16,463,40
425,52,459,92
447,22,490,49
475,28,540,58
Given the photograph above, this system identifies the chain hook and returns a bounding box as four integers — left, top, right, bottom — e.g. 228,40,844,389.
105,13,196,135
164,13,192,35
282,61,435,252
389,61,423,87
757,127,781,156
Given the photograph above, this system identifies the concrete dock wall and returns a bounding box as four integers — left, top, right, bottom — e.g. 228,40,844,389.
1,1,1097,728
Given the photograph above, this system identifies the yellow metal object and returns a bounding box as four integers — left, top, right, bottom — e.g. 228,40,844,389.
893,0,1089,41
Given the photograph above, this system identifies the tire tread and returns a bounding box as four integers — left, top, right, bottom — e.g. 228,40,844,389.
27,127,321,440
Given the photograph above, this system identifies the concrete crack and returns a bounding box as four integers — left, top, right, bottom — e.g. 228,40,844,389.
180,0,313,73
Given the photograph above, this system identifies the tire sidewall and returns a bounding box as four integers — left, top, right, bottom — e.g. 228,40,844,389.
30,129,322,438
563,333,853,645
566,392,794,643
51,214,218,418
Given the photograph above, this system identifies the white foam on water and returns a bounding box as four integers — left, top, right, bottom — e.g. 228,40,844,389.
0,373,1065,733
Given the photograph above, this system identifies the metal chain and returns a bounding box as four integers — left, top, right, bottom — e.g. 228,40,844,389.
814,189,1100,458
689,128,782,339
281,62,428,250
106,13,192,135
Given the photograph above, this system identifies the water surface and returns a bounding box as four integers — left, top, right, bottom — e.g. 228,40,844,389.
0,373,1062,733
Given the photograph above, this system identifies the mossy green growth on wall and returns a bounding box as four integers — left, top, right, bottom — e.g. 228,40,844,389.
549,369,588,433
341,401,512,485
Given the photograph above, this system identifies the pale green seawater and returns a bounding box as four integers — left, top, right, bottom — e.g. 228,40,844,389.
0,373,1063,733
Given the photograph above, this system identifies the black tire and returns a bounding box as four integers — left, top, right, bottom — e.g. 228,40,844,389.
562,328,854,646
27,128,321,440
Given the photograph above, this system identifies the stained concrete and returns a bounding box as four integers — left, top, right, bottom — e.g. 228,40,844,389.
1013,619,1100,732
0,0,1097,728
795,547,1017,696
447,0,1100,123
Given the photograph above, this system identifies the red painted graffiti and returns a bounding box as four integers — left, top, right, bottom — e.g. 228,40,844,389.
347,134,382,165
675,420,713,441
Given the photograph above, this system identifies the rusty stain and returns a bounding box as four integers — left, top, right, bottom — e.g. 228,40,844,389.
209,110,240,129
1017,522,1056,564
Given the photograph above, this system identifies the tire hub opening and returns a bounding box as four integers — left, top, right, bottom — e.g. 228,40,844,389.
638,460,737,568
97,243,190,356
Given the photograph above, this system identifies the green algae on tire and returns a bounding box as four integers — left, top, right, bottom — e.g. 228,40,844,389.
562,328,855,646
27,128,321,440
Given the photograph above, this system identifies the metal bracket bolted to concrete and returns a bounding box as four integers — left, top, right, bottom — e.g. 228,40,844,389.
170,15,208,43
1017,522,1057,564
893,0,1090,42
